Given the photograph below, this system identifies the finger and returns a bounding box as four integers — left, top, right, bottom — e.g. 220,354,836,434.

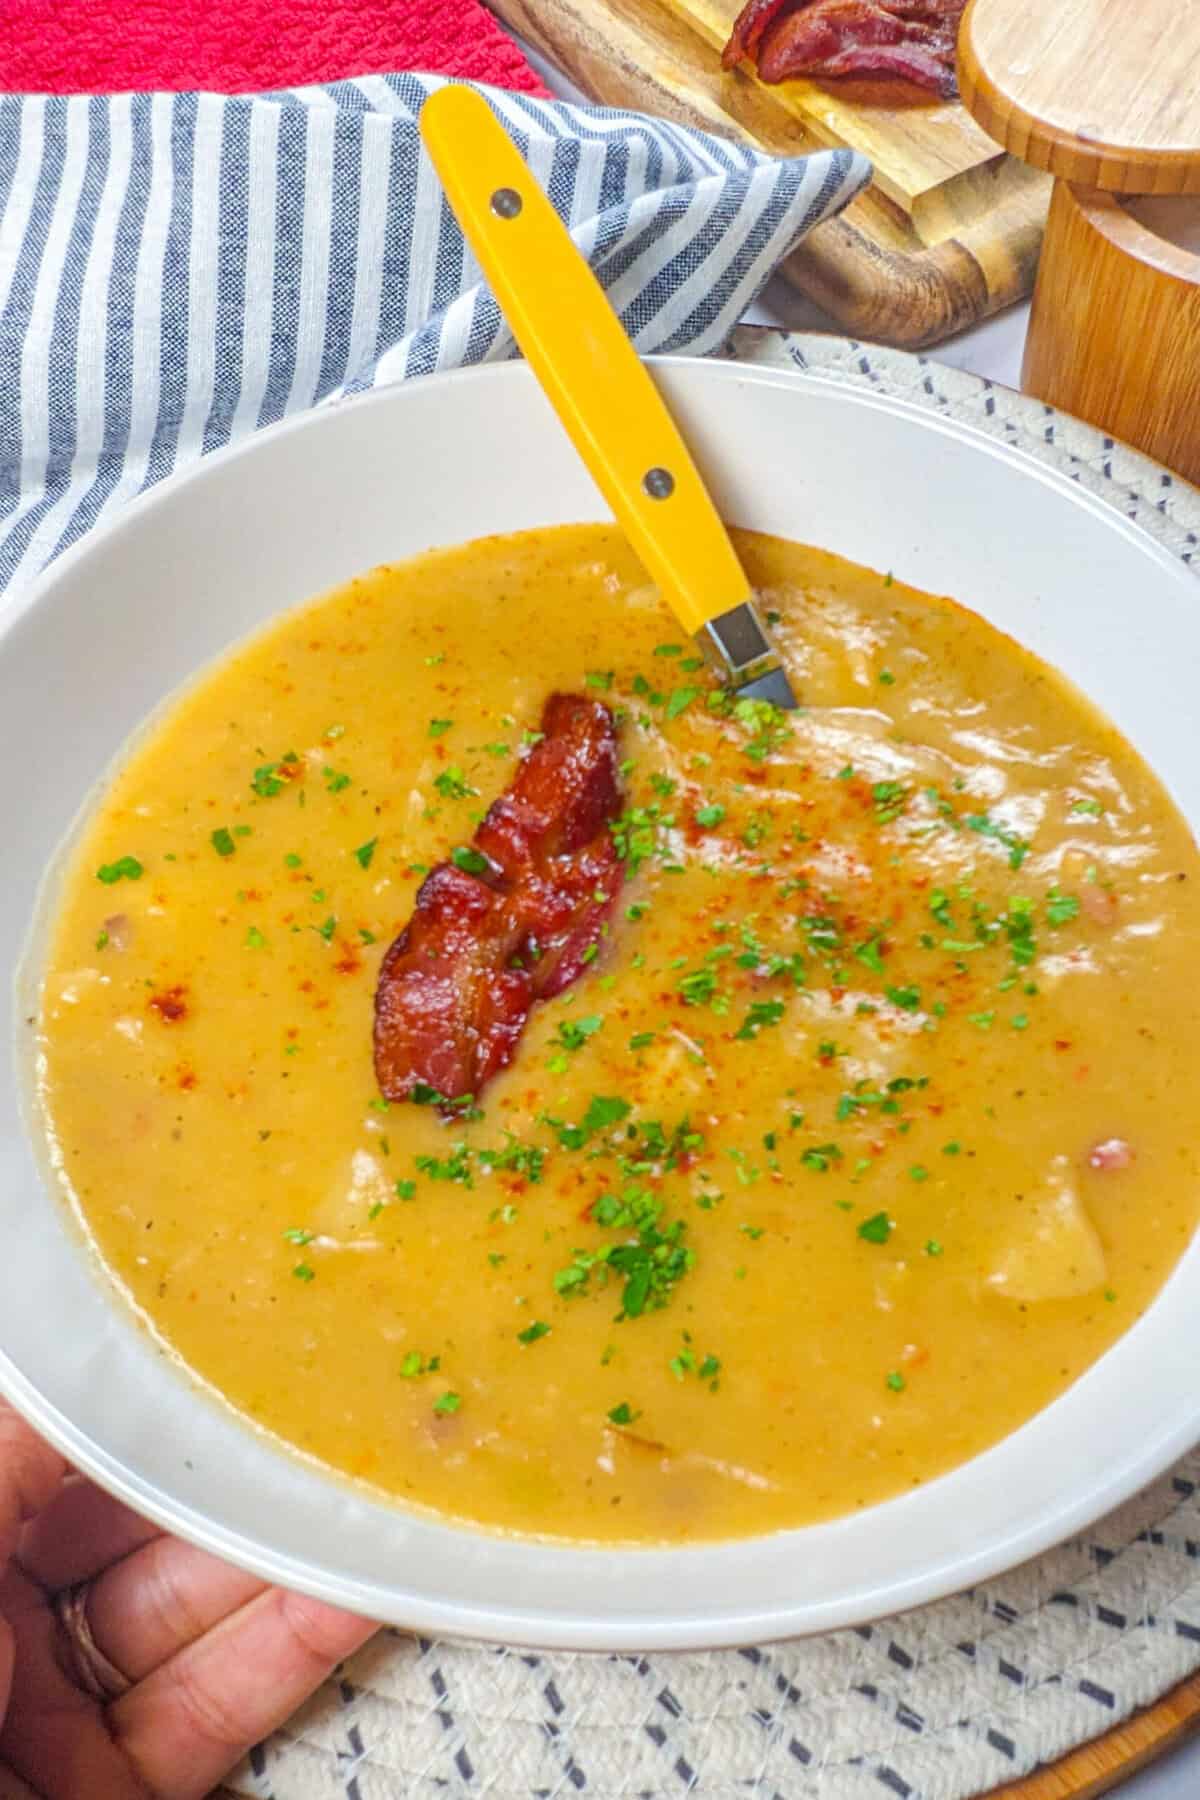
0,1403,65,1568
16,1475,161,1591
0,1617,12,1742
0,1563,150,1800
86,1536,268,1683
112,1587,377,1800
0,1766,44,1800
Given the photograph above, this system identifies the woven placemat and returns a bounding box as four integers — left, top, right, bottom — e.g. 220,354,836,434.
225,332,1200,1800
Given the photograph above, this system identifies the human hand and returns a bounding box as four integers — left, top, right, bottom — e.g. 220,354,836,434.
0,1400,377,1799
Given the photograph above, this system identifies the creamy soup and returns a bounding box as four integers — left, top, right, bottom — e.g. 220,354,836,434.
34,527,1200,1543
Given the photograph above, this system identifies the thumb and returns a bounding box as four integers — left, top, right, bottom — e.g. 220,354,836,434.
0,1615,11,1733
0,1403,66,1569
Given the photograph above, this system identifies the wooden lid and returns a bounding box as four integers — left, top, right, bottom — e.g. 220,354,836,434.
958,0,1200,196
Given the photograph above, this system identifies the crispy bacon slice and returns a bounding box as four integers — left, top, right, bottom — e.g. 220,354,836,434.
870,0,964,13
799,40,958,94
374,694,623,1109
722,0,796,67
756,1,945,78
722,0,964,97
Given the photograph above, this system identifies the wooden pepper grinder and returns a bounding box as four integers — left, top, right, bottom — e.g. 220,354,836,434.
958,0,1200,483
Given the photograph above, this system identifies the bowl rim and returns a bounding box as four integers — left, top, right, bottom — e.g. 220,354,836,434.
5,351,1200,1651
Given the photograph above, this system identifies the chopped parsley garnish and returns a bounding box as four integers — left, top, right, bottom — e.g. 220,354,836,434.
586,670,614,690
434,766,478,801
451,846,491,876
732,696,789,763
929,888,952,926
608,1402,640,1425
415,1143,474,1186
542,1094,632,1152
872,781,907,825
629,1031,655,1051
555,1014,604,1053
670,1341,721,1387
251,752,300,798
885,984,921,1012
878,669,896,686
665,686,700,720
354,837,378,869
678,966,723,1009
858,1212,892,1244
610,806,670,875
292,1262,315,1282
886,1370,906,1393
400,1350,439,1377
314,915,336,943
925,1239,944,1257
323,766,350,794
432,1391,461,1415
1070,797,1103,817
282,1227,314,1245
245,925,267,949
1006,896,1036,965
94,929,109,951
555,1184,693,1320
517,1320,551,1344
1046,888,1081,926
96,856,143,884
965,812,1030,870
855,934,886,974
211,827,236,858
800,1143,842,1173
478,1137,546,1184
695,803,725,829
734,999,785,1041
428,718,454,738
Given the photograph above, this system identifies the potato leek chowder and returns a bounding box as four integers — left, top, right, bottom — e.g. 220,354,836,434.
35,526,1200,1544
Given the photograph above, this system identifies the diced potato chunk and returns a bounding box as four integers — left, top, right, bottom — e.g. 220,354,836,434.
987,1158,1107,1301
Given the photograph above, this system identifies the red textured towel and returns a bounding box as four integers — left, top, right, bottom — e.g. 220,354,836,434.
0,0,549,96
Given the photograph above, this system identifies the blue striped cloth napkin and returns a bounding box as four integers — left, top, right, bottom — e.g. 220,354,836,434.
0,74,869,600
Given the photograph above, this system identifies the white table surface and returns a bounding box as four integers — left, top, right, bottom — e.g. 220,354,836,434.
527,40,1200,1792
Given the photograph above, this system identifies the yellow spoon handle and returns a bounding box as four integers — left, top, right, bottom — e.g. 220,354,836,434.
418,84,753,638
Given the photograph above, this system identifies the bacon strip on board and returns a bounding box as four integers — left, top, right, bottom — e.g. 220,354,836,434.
722,0,965,99
374,693,623,1109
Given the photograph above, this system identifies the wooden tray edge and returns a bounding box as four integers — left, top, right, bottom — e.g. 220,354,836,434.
488,0,1047,347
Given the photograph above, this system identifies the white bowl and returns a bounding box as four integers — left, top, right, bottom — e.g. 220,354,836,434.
6,358,1200,1651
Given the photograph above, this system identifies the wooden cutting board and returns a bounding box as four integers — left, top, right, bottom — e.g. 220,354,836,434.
489,0,1050,346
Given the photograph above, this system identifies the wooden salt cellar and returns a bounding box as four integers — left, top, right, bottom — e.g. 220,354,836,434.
958,0,1200,485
